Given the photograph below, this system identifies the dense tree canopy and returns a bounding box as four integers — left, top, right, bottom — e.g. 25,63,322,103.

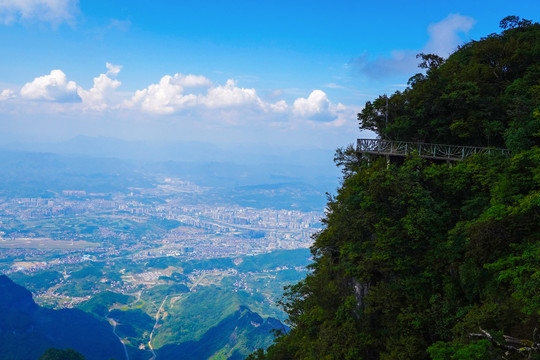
358,17,540,152
250,17,540,360
38,348,86,360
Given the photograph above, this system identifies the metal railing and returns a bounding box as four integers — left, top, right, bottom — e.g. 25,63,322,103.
357,138,510,161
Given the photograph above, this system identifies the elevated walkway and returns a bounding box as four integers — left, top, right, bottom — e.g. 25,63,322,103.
357,138,510,162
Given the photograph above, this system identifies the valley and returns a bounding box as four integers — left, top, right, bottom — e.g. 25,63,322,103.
0,165,319,359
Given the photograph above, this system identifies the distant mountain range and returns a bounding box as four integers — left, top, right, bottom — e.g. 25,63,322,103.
0,143,335,210
2,135,339,168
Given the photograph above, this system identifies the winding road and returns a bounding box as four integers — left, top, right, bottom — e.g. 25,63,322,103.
107,317,130,360
147,295,170,360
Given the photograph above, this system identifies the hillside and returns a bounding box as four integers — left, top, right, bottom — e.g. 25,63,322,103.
0,275,125,360
251,17,540,360
158,305,287,360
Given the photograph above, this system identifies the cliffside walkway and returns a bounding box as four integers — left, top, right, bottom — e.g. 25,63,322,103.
357,138,510,162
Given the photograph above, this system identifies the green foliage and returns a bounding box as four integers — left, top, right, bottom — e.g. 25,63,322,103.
38,348,86,360
10,270,63,292
427,340,493,360
157,306,284,360
487,243,540,315
255,18,540,360
153,285,248,346
71,264,104,279
78,291,135,317
358,17,540,151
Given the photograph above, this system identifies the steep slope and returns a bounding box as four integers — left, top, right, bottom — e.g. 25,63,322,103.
252,17,540,360
0,275,125,360
159,305,287,360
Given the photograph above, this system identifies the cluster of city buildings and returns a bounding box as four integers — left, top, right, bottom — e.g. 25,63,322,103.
0,177,323,274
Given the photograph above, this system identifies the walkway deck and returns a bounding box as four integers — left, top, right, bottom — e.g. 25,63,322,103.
357,138,510,162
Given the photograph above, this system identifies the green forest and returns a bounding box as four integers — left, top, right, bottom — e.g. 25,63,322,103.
251,16,540,360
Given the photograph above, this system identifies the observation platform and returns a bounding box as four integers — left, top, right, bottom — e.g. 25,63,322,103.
357,138,510,162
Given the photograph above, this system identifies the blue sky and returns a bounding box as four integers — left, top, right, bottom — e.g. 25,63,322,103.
0,0,538,150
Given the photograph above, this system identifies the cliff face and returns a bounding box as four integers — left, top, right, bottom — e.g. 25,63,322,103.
0,275,125,360
251,18,540,360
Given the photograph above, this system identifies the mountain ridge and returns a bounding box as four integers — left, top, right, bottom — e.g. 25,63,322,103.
0,275,125,360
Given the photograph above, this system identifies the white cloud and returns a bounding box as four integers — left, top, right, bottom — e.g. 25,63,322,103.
12,68,352,135
126,74,204,114
18,63,124,109
78,74,121,110
293,90,336,122
127,76,263,114
128,76,345,124
0,88,15,100
425,13,476,56
0,0,78,25
75,63,123,110
178,74,213,88
200,79,262,109
105,62,122,77
20,69,80,102
351,13,476,79
270,99,288,113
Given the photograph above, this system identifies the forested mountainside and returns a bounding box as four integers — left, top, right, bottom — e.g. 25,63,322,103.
251,17,540,360
0,275,125,360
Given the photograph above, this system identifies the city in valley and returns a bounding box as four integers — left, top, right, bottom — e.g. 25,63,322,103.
0,176,321,308
0,171,323,358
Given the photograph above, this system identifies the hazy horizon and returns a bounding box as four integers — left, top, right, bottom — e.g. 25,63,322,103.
1,1,538,153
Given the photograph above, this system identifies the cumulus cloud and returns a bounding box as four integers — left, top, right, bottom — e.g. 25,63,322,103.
127,76,264,114
0,0,78,25
351,13,475,79
178,74,213,88
293,90,337,122
0,88,15,100
126,74,204,114
18,63,125,109
72,63,124,110
20,69,81,102
78,74,121,111
128,76,344,124
200,79,262,108
12,67,351,132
